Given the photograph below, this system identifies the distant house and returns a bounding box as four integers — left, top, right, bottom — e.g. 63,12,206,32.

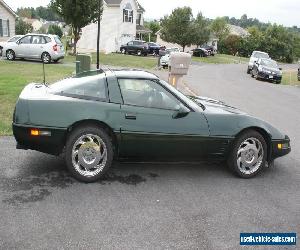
228,24,249,37
22,18,43,31
0,0,17,41
77,0,150,53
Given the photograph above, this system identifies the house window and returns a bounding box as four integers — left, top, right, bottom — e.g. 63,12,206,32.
2,20,9,37
123,3,133,23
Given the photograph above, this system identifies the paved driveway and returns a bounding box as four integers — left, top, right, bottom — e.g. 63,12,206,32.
0,64,299,250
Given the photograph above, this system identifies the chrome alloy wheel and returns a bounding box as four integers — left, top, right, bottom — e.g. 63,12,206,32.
72,134,107,177
237,137,264,175
7,50,14,60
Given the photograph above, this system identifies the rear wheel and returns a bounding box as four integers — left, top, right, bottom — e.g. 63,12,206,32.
65,126,113,183
137,50,142,56
247,68,251,74
228,130,267,178
121,48,126,54
41,52,51,64
6,50,15,61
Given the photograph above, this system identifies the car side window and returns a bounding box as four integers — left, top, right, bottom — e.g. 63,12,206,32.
45,37,51,43
19,36,31,44
52,75,108,101
32,36,44,44
118,79,181,110
128,41,133,46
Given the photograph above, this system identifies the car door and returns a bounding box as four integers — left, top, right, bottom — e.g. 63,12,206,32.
29,35,48,59
14,35,32,57
127,41,134,53
117,78,210,160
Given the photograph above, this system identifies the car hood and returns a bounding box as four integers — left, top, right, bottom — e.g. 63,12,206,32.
261,66,281,73
192,96,246,115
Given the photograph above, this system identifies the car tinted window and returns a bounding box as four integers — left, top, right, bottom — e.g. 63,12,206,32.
54,36,62,44
50,75,108,101
45,37,51,43
253,52,269,59
31,36,46,44
19,36,32,44
118,79,181,110
128,41,133,45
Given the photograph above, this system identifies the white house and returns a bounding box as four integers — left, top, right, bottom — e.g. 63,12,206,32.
0,0,17,42
77,0,149,53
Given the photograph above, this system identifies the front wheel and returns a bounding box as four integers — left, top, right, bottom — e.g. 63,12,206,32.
65,126,114,183
6,50,15,61
137,50,142,56
228,130,267,178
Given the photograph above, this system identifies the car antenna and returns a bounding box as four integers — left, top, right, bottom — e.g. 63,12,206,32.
42,61,46,86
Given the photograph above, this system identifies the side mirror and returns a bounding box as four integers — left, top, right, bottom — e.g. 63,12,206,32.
172,104,190,119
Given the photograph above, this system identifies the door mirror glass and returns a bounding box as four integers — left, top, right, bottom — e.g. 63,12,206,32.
172,104,190,119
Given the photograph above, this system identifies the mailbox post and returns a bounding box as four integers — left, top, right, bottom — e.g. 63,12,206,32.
168,52,191,88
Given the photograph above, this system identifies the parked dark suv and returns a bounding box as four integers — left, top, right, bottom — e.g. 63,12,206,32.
147,42,161,55
298,62,300,81
120,40,149,56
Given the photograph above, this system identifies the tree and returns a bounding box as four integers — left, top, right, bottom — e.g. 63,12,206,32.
160,7,194,51
144,21,160,42
50,0,103,54
15,19,33,35
48,24,63,38
210,17,229,40
223,34,241,55
191,13,210,47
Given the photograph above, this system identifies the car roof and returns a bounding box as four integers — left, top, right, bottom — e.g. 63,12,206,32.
110,69,159,79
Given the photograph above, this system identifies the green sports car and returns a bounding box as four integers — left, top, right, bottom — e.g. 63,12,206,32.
13,69,291,182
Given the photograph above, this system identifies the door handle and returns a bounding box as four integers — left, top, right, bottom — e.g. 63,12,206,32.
125,114,136,120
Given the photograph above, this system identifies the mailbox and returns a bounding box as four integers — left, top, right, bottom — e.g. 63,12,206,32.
169,52,191,75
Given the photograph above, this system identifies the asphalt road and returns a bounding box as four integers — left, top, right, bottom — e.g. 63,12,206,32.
0,63,299,250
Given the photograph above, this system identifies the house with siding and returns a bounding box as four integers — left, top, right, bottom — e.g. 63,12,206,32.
0,0,17,42
77,0,150,53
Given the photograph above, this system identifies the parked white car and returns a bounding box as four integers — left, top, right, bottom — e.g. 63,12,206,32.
0,35,23,56
4,34,65,63
160,47,181,68
247,51,270,74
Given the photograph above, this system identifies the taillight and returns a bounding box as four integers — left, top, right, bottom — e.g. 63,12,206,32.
53,44,58,52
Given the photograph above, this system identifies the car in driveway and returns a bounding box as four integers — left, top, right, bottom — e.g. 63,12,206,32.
191,48,209,57
160,47,181,68
120,40,149,56
147,42,161,55
251,58,282,84
13,69,291,182
247,51,270,74
0,35,23,56
298,62,300,81
5,34,65,63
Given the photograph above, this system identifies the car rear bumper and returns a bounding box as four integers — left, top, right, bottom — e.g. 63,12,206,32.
270,135,291,160
13,123,67,156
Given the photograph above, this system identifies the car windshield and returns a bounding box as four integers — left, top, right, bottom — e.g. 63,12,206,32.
253,52,269,59
159,80,205,111
261,60,278,68
8,36,21,42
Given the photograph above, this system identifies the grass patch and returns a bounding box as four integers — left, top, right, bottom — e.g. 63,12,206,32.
282,70,299,86
63,53,158,69
0,60,74,135
192,53,249,64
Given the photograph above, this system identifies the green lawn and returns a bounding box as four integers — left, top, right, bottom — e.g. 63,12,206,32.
282,70,299,86
192,54,249,64
0,60,74,135
64,53,158,69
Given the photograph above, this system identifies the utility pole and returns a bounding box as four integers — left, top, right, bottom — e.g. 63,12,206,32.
96,0,102,69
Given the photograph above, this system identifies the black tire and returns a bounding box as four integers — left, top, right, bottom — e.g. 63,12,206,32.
41,52,51,64
247,68,251,74
228,130,267,178
137,50,142,56
6,50,15,61
65,125,114,183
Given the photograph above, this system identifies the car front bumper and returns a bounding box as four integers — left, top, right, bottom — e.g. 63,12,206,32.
13,123,67,156
258,71,282,81
270,135,291,160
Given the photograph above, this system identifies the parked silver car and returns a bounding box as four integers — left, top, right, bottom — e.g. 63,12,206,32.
4,34,65,63
0,35,24,56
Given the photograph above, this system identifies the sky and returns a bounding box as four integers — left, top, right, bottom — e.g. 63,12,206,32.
7,0,300,27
